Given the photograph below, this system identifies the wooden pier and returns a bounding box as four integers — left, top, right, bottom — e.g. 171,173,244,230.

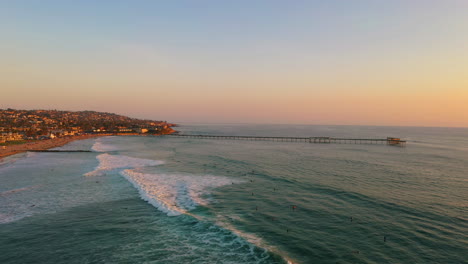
28,150,92,153
167,134,406,146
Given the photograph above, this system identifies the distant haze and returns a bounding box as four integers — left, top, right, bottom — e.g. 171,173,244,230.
1,1,467,127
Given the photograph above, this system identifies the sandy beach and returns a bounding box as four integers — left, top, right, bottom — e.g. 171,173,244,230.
0,135,102,160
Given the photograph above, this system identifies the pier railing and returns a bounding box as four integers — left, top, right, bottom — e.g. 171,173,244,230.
167,134,406,146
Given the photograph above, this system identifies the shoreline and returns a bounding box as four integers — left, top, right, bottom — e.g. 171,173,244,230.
0,129,177,161
0,135,103,160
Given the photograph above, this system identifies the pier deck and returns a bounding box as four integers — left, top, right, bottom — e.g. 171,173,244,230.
28,150,92,153
167,134,406,146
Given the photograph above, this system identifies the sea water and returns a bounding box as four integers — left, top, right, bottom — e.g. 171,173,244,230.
0,124,466,264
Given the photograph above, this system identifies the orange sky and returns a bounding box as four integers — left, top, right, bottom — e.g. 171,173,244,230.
1,1,467,127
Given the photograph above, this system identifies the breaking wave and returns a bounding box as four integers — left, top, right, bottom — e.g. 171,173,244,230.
81,152,289,262
121,170,242,216
84,153,164,176
91,137,120,152
84,153,239,217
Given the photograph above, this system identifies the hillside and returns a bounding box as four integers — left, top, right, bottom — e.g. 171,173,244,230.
0,109,175,139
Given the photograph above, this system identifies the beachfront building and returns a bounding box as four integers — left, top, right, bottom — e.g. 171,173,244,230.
0,132,25,142
118,127,133,133
50,129,78,137
134,128,149,133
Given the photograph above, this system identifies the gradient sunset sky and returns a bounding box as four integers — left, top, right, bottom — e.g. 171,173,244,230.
1,1,467,127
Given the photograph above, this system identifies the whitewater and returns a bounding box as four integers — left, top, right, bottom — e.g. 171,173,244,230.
1,124,467,263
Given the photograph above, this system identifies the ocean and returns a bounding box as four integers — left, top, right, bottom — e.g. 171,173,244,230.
0,124,467,264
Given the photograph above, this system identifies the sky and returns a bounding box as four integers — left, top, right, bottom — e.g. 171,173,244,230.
1,0,467,127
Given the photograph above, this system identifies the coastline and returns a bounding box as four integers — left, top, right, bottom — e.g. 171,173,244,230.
0,127,177,161
0,135,103,160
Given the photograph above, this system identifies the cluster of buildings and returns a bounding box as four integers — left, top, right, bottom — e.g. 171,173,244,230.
0,109,174,144
90,125,170,134
0,132,24,143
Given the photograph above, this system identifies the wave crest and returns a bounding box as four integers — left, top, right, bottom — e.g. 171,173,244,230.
84,153,164,176
91,137,120,152
121,170,242,216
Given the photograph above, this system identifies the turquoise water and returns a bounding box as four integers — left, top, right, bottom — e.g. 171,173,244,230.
0,124,467,263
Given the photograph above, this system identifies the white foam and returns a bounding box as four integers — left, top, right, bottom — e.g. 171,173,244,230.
215,216,297,264
84,152,242,219
121,170,243,216
84,153,164,176
91,137,120,152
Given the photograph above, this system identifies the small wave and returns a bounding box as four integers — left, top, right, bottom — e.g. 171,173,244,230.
214,215,297,264
0,185,40,197
0,185,40,224
0,152,32,168
84,153,164,176
121,170,243,216
0,213,27,224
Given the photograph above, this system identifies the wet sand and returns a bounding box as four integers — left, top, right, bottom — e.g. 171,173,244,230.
0,135,102,160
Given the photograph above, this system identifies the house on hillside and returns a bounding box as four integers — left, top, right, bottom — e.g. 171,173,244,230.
134,128,148,133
